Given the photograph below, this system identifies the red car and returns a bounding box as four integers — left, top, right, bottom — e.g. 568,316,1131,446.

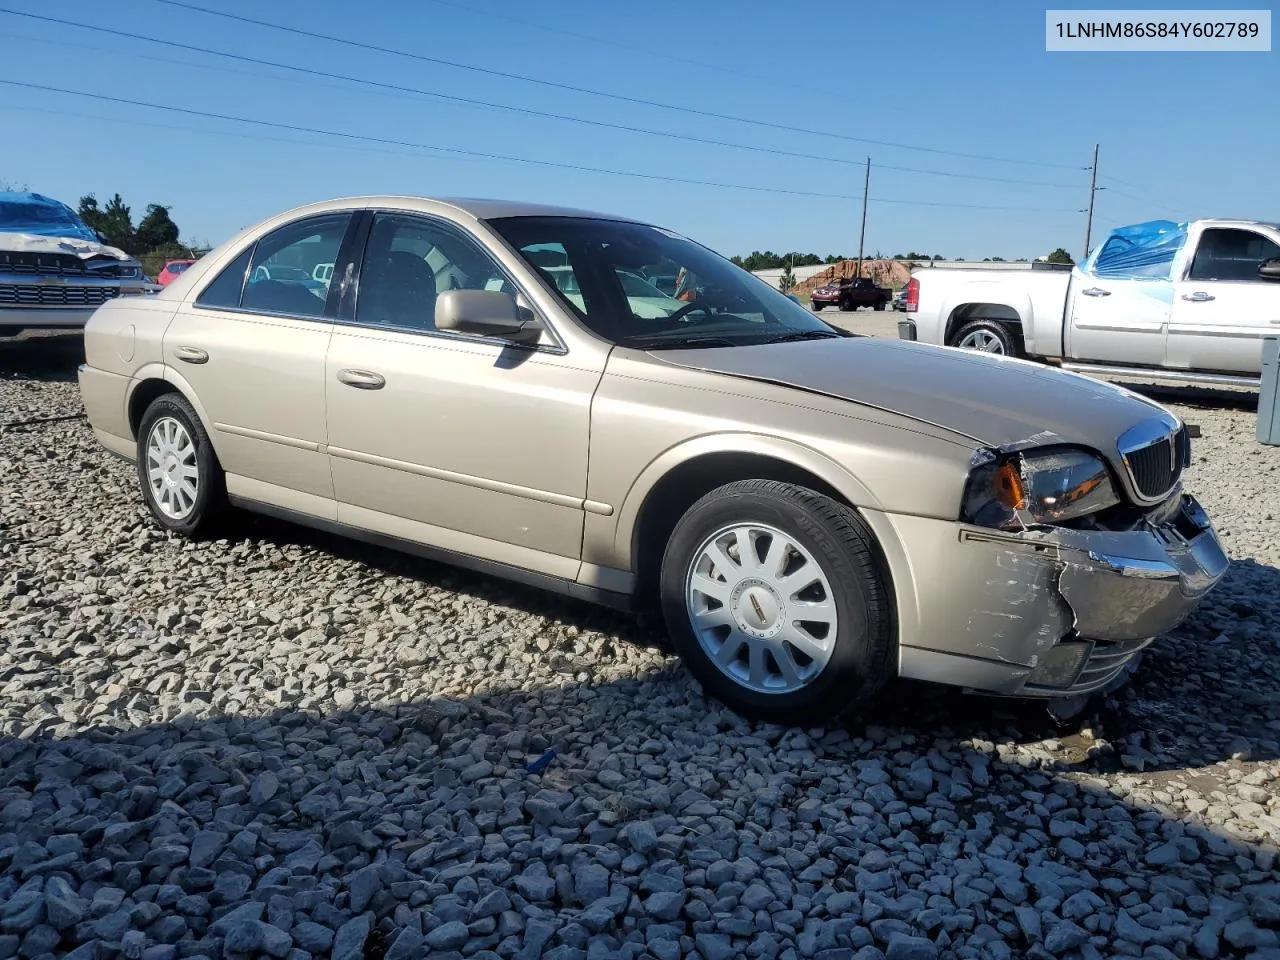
156,259,197,286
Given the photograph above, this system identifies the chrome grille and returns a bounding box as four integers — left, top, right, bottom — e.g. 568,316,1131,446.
1119,422,1188,501
0,251,130,278
0,283,121,307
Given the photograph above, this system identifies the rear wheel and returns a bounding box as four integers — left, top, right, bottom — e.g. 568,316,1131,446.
950,318,1020,357
659,480,895,725
136,393,227,538
873,301,886,311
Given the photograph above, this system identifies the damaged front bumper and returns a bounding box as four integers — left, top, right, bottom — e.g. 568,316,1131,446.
894,492,1228,699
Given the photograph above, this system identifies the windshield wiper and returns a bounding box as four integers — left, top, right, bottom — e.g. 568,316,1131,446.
625,335,741,350
760,329,847,344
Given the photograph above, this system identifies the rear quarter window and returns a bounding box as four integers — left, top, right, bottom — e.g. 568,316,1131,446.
194,247,253,309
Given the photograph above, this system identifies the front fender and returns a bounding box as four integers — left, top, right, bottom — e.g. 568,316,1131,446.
611,431,885,564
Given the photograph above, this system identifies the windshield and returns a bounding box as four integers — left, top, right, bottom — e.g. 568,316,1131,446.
488,215,842,347
0,192,99,242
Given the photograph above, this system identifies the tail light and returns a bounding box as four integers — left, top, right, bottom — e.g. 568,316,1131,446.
904,277,919,313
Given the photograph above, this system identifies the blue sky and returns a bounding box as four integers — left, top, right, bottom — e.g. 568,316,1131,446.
0,0,1275,260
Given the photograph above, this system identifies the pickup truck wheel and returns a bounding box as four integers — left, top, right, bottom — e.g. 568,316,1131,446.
873,301,886,311
136,393,228,538
660,480,895,725
950,319,1019,357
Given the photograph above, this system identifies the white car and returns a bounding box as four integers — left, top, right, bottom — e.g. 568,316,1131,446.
900,218,1280,387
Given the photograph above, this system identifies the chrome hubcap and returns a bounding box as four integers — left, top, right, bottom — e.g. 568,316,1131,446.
686,523,839,694
957,329,1005,353
146,417,199,520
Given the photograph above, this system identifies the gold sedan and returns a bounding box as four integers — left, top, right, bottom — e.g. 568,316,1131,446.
78,197,1227,724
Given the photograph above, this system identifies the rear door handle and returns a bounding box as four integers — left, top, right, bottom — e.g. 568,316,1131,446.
1181,291,1215,302
1081,287,1111,297
174,346,209,364
336,368,385,390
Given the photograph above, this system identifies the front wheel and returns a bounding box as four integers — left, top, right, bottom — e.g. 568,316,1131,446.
659,480,895,725
873,301,886,311
811,303,824,312
136,393,227,538
950,319,1020,357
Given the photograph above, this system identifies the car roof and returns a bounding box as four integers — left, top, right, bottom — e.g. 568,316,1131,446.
264,195,649,225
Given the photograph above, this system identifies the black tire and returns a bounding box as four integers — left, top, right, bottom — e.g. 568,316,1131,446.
838,299,854,312
659,480,895,725
873,301,886,311
136,392,227,538
948,318,1021,357
811,303,824,312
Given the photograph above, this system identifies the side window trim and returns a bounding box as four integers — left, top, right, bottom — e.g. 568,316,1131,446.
192,211,359,321
193,242,255,310
341,208,567,354
332,210,373,323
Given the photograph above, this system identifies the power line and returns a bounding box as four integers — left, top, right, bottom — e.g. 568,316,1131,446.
146,0,1084,171
0,80,1083,214
0,30,432,107
1100,185,1192,218
0,11,1081,190
1100,175,1196,212
419,0,826,97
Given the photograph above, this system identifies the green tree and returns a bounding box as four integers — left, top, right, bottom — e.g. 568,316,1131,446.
80,193,137,252
77,194,104,236
1046,247,1075,265
136,204,180,250
779,263,796,292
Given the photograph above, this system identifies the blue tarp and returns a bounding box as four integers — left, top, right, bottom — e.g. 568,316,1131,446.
1084,219,1188,280
0,191,99,242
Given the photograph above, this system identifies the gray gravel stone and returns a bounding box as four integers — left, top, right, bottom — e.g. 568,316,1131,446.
290,921,334,954
885,933,938,960
223,920,292,958
331,913,371,960
2,364,1280,960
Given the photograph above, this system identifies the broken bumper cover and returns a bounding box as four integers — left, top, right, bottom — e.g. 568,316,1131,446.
894,493,1228,698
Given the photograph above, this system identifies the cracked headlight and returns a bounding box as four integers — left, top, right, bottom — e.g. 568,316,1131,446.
962,449,1120,529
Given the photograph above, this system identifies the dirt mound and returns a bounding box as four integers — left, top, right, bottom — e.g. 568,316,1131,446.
793,259,913,297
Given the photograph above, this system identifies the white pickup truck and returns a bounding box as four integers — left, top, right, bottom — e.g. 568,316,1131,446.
899,218,1280,387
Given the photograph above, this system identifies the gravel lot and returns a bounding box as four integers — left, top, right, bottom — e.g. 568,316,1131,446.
2,333,1278,960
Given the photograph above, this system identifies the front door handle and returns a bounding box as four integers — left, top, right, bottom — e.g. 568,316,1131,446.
174,346,209,364
336,368,385,390
1081,287,1111,297
1181,291,1215,302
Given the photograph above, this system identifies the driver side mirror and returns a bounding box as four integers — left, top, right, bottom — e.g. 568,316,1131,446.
1259,257,1280,281
435,289,543,345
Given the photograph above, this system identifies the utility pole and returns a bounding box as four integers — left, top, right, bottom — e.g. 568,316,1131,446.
857,156,870,277
1082,143,1099,262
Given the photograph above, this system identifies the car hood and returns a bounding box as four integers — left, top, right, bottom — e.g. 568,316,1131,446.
0,231,135,262
654,336,1173,452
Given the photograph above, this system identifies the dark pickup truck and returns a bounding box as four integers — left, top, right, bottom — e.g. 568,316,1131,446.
810,276,891,312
